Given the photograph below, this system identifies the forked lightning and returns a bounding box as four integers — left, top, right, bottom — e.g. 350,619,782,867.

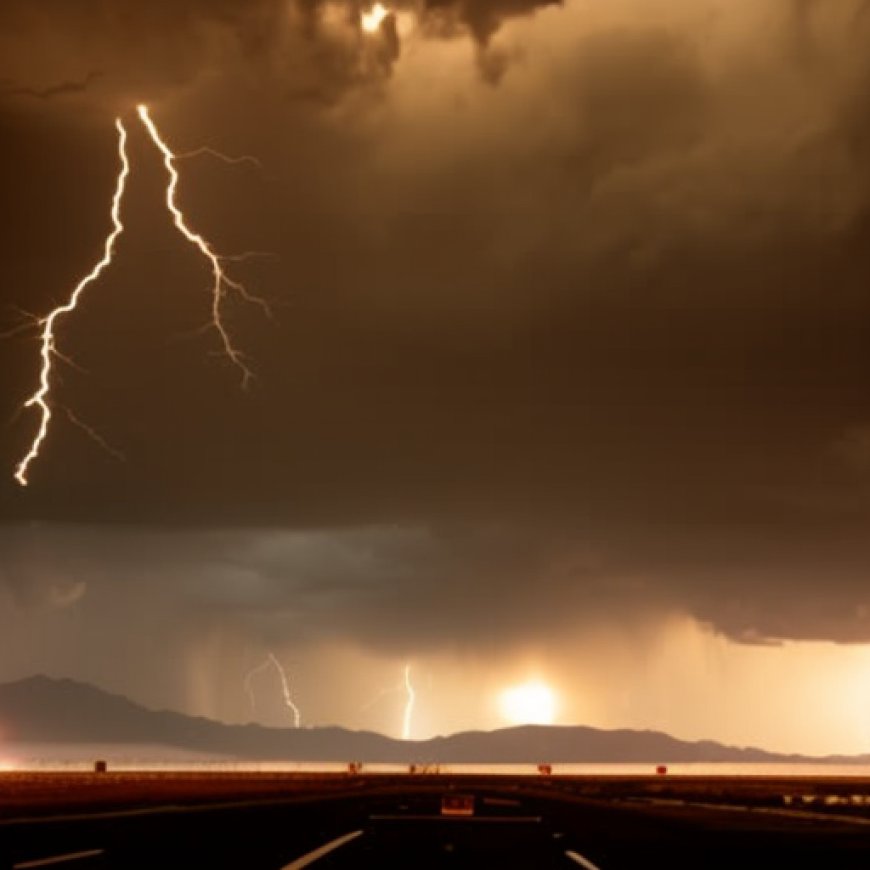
14,105,267,486
136,104,269,389
244,653,302,728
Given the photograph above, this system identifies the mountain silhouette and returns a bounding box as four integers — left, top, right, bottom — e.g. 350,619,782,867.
0,676,865,764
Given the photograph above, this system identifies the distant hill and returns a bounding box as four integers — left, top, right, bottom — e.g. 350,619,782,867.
0,675,866,765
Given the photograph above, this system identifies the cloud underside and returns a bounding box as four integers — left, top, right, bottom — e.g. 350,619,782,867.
3,522,870,650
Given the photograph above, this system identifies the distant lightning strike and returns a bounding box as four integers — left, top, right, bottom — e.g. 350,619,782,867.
136,104,266,389
402,664,415,740
270,652,303,729
360,664,418,738
243,657,273,712
13,119,130,488
245,654,302,728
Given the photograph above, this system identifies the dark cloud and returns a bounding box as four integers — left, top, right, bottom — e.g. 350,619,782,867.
0,0,402,110
1,71,104,101
421,0,560,44
2,0,870,685
4,507,870,669
0,0,559,112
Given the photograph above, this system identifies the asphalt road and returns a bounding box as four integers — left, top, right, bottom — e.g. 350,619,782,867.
2,781,869,869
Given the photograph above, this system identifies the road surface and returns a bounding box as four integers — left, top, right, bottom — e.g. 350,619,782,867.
2,778,869,869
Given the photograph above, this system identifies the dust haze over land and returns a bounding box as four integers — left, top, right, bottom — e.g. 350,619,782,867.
2,1,870,751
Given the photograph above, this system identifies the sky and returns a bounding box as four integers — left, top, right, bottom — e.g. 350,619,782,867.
2,0,870,756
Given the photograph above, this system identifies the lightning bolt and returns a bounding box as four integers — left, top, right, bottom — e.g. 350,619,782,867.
176,145,263,170
243,657,273,713
402,663,415,741
14,119,130,488
244,653,302,728
358,683,400,714
64,408,126,463
137,104,269,389
270,652,302,729
13,104,269,487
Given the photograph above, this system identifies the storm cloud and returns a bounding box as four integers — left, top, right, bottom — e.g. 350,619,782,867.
2,0,870,745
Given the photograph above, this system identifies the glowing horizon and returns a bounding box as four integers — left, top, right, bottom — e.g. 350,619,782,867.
499,681,557,726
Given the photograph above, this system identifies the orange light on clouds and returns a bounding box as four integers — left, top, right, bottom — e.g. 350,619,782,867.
499,681,558,725
361,3,390,33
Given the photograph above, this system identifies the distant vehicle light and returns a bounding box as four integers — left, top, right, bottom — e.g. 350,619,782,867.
441,794,475,817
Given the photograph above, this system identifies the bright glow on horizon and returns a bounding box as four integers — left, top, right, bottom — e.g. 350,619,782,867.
499,681,557,726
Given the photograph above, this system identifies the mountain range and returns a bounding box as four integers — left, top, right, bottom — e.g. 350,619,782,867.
0,676,866,765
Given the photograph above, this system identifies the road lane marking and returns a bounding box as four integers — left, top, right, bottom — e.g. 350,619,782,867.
565,850,602,870
281,830,363,869
14,849,105,869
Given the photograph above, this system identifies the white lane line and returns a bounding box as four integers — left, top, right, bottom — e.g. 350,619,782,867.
281,830,363,869
565,850,602,870
14,849,105,869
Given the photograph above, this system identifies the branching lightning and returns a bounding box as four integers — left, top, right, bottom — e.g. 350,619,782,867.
13,104,269,487
359,664,417,739
64,408,126,463
176,146,263,170
14,119,130,488
402,663,415,741
243,657,273,712
136,104,269,389
244,653,302,728
358,684,399,713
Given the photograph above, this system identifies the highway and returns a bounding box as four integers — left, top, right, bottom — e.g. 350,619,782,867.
2,778,869,869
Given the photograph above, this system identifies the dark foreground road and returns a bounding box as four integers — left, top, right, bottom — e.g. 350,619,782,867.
2,778,869,869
